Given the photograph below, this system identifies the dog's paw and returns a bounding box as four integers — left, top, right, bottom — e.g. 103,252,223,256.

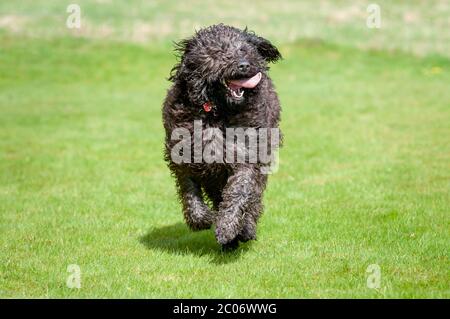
215,218,240,245
237,223,257,242
185,206,215,231
237,232,256,243
187,217,213,231
221,238,239,252
187,219,212,231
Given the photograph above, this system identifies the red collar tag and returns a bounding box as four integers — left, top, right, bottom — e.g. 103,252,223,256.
203,102,212,112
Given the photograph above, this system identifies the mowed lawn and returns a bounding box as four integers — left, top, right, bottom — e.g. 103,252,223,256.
0,2,449,298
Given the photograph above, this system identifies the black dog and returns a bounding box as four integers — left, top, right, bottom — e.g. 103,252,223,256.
162,24,282,250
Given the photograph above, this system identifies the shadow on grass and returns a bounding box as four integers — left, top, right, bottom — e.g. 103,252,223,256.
139,222,250,265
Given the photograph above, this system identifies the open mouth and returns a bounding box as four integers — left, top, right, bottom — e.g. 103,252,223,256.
226,72,262,99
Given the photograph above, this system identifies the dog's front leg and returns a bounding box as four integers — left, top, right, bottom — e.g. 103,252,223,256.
215,166,259,247
176,173,214,231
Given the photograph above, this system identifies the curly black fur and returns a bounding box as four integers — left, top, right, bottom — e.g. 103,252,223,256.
162,24,282,250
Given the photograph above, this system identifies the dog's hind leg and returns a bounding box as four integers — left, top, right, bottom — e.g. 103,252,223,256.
175,173,214,231
215,166,261,246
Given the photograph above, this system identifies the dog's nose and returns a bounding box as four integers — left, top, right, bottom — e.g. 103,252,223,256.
238,60,250,72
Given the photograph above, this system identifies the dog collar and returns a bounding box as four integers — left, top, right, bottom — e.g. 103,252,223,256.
203,102,213,112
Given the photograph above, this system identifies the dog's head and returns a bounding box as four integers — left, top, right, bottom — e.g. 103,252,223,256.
169,24,281,107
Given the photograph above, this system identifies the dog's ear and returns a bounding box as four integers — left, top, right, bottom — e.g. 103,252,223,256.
173,38,194,57
169,38,194,82
246,31,282,63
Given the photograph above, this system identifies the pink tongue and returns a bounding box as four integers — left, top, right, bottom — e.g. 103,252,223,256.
229,72,262,88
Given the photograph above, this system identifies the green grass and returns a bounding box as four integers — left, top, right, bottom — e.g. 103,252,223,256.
0,1,449,298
